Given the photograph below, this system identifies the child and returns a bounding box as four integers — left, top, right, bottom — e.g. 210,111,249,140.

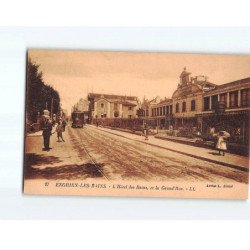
56,121,65,142
216,132,227,156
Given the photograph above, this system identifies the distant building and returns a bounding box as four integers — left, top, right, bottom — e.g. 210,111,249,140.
150,98,173,128
73,98,89,112
87,93,139,121
141,96,173,128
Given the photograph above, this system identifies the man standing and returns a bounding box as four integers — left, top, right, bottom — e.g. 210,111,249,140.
42,116,53,151
143,123,149,140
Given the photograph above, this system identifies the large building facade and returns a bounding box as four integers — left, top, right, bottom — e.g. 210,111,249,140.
198,78,250,144
141,68,250,145
172,68,216,130
88,93,139,121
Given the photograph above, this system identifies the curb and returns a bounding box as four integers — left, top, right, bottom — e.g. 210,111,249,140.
89,126,249,173
155,135,214,149
155,135,249,156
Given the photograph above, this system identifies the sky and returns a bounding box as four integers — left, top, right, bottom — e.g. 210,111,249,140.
28,50,250,114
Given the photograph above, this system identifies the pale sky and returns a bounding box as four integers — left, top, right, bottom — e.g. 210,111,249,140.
28,50,250,113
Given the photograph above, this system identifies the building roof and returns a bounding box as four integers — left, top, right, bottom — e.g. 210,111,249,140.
213,77,250,90
120,101,137,107
88,93,138,101
157,99,173,105
204,77,250,96
94,97,137,107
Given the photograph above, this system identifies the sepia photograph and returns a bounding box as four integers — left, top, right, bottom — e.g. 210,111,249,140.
24,49,250,199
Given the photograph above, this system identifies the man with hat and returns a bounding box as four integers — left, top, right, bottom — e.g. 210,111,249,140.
42,115,53,151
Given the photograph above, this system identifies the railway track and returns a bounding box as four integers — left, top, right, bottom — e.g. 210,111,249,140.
69,127,110,181
74,126,153,182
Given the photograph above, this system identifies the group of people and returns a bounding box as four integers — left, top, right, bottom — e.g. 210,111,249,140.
42,116,67,151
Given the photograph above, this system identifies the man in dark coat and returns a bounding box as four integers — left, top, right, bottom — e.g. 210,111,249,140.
42,116,53,151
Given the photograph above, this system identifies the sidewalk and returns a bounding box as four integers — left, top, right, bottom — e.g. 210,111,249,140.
90,125,249,172
25,126,83,168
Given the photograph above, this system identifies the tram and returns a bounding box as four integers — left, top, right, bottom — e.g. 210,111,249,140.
71,111,85,128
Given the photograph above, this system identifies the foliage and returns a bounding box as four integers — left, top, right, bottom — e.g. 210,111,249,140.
114,110,119,118
137,108,144,117
26,59,60,123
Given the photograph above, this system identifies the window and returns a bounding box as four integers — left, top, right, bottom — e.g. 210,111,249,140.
204,97,210,111
101,103,104,108
211,95,218,110
166,106,169,114
191,100,196,111
229,91,238,108
176,103,179,113
219,93,227,106
157,108,159,116
182,102,186,112
128,106,133,110
241,89,250,107
114,103,118,109
146,110,149,116
160,107,162,116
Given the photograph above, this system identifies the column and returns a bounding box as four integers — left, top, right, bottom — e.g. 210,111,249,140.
238,90,241,107
209,96,212,110
227,92,230,108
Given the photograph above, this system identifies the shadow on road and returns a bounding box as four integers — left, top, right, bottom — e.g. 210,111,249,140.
208,152,221,156
25,153,63,166
24,153,105,180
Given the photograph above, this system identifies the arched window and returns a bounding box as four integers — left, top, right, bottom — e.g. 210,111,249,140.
191,100,196,111
176,103,179,113
182,102,186,112
101,103,104,108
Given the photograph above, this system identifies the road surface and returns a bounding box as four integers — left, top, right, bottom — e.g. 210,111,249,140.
24,125,249,183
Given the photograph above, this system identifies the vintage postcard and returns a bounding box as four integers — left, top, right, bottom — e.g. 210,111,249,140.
24,50,250,199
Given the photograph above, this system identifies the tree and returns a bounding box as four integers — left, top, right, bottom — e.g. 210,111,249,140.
114,110,119,118
26,59,61,123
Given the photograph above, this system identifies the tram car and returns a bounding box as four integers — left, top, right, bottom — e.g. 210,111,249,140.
71,111,85,128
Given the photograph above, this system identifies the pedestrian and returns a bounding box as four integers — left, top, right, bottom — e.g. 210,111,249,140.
56,120,65,142
144,123,149,140
216,131,227,156
42,116,53,151
62,119,67,132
